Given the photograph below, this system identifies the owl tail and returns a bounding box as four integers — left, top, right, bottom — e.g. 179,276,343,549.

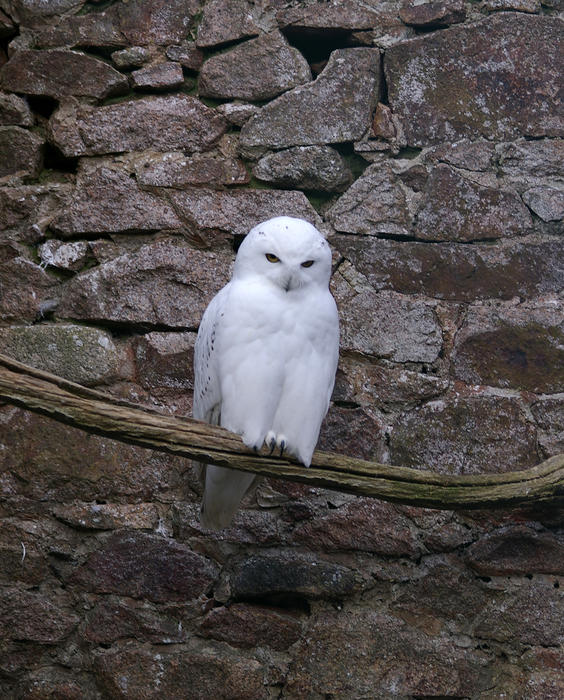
200,464,257,530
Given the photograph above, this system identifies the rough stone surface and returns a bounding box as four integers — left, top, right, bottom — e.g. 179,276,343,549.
93,645,266,700
385,14,564,145
49,95,227,158
57,240,231,328
196,0,263,47
399,0,466,28
0,92,33,126
0,256,57,322
0,184,72,247
240,48,380,156
111,46,150,69
38,239,90,271
453,301,564,393
131,61,184,90
332,233,564,302
253,145,352,191
415,164,532,241
327,162,411,236
522,185,564,222
134,331,196,390
466,527,564,576
0,324,123,385
0,49,128,99
389,394,539,474
169,188,322,238
334,269,442,362
135,151,249,188
200,31,311,101
165,41,203,70
0,125,43,179
52,161,182,236
498,139,564,178
71,531,219,602
0,590,78,644
199,603,302,650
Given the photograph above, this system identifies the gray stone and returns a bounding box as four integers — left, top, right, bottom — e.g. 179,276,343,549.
57,240,232,328
48,95,227,158
134,331,196,390
425,139,496,172
53,502,159,531
52,161,182,236
483,0,540,11
0,256,57,322
385,14,563,146
38,240,90,271
6,0,86,24
117,0,205,46
135,151,249,188
333,268,442,363
318,404,387,462
196,0,263,48
415,164,532,241
240,48,380,156
497,139,564,178
169,188,322,238
111,46,151,69
331,233,564,302
399,0,466,28
327,162,411,236
531,397,564,457
0,324,124,386
131,62,184,90
0,49,128,99
199,31,311,101
216,102,260,126
390,394,539,475
0,92,32,126
0,126,43,179
452,300,564,393
276,0,400,32
522,185,564,222
34,8,126,50
253,145,352,191
165,41,204,70
0,183,71,243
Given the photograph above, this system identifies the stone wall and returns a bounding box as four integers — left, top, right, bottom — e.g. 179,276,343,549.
0,0,563,697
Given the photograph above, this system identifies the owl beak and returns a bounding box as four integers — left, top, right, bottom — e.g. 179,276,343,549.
284,273,296,292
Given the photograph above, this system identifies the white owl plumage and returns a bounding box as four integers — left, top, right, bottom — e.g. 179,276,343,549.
193,216,339,530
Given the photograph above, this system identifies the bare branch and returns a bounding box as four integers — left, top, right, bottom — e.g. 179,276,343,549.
0,353,562,510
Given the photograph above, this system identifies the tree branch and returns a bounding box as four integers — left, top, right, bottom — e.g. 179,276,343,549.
0,353,562,510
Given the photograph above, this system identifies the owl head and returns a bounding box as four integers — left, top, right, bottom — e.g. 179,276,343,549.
233,216,333,292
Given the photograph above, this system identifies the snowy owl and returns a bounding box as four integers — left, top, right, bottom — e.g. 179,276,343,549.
193,216,339,530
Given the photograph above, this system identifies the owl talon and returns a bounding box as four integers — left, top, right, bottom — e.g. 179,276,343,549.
268,438,276,454
279,439,286,457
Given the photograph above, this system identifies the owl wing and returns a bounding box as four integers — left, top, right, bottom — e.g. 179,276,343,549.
193,282,260,530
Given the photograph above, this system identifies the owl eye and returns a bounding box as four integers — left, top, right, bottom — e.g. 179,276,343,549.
301,260,314,268
265,253,280,263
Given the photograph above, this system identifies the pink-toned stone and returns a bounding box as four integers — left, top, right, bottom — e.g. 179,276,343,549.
70,531,219,602
385,14,563,145
49,95,227,157
0,49,128,99
400,0,466,28
131,61,184,90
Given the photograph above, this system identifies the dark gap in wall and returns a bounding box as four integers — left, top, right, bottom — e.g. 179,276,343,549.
281,28,358,72
42,141,79,173
238,593,311,615
379,51,388,105
27,95,58,120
